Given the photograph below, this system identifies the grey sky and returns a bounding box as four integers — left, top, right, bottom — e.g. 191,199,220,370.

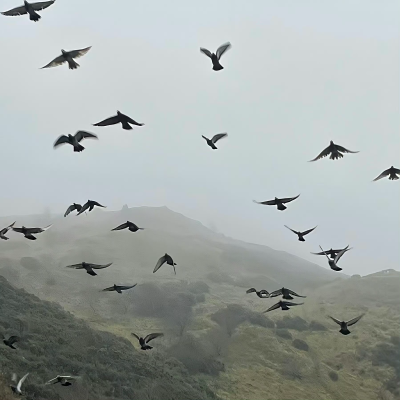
1,0,399,275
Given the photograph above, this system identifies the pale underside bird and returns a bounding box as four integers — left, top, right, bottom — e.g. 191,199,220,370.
45,375,79,386
93,111,144,130
246,288,270,298
131,332,164,350
253,194,300,211
373,166,400,182
102,284,137,294
64,203,82,217
202,133,228,149
54,131,98,152
319,245,351,271
77,200,106,215
12,224,52,240
284,225,317,242
41,46,91,70
1,0,55,22
111,221,144,232
328,314,364,335
0,221,16,240
65,262,112,276
263,301,304,313
10,373,29,395
309,140,359,162
200,42,232,71
268,287,306,300
153,253,176,275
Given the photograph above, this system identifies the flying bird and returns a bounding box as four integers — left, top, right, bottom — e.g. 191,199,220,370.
10,373,29,395
311,247,350,259
246,288,270,298
373,166,400,182
253,194,300,211
45,375,79,386
2,335,20,350
284,225,317,242
153,254,176,275
202,133,228,150
93,111,144,130
65,262,112,276
319,245,351,271
268,287,306,300
54,131,98,152
12,225,52,240
102,284,137,294
64,203,82,217
0,221,16,240
1,0,55,22
200,42,232,71
328,314,364,335
111,221,144,233
263,301,304,313
77,200,106,215
131,332,164,350
309,140,359,162
41,46,91,70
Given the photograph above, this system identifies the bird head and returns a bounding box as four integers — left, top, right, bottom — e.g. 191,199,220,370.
330,140,334,145
24,0,29,5
117,111,121,115
61,49,67,55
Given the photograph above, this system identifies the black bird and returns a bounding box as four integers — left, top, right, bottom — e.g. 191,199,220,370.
65,262,112,276
54,131,98,152
373,166,400,182
263,301,304,313
111,221,144,233
64,203,82,217
102,284,137,294
311,247,348,259
41,46,91,70
93,111,144,130
319,245,351,271
200,42,232,71
309,140,359,162
269,287,306,300
10,373,29,395
12,224,52,240
328,314,364,335
246,288,270,298
1,0,55,22
45,375,79,386
202,133,228,150
153,254,176,275
253,194,300,211
2,335,20,350
284,225,317,242
0,221,16,240
131,332,164,350
77,200,106,215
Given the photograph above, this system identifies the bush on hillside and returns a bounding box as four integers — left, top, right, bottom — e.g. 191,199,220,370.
280,360,303,380
275,329,292,340
292,339,309,351
309,320,327,331
276,316,308,331
206,271,235,285
328,371,339,381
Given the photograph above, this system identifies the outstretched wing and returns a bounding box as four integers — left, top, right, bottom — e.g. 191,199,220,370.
200,47,212,58
263,302,281,313
259,290,270,296
268,289,283,297
93,115,120,127
111,222,129,231
68,46,92,59
246,288,256,294
65,263,84,269
53,135,70,148
153,255,167,273
17,373,29,391
301,226,317,236
328,315,342,325
12,227,24,233
101,286,115,292
119,284,137,290
284,302,303,306
346,314,364,327
77,202,90,215
91,201,105,208
253,199,276,205
131,332,140,341
31,0,55,11
216,42,232,60
318,245,331,261
287,289,306,298
373,169,390,182
335,144,359,154
41,54,66,69
124,115,144,126
75,131,98,142
8,336,20,345
280,194,300,204
27,225,51,234
144,333,164,343
309,145,331,162
1,5,28,16
284,225,298,235
90,263,113,270
64,204,76,217
211,133,228,144
45,377,59,385
334,245,351,263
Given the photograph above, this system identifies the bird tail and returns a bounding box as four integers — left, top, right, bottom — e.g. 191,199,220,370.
121,121,133,130
213,62,224,71
330,151,343,160
68,59,80,70
277,203,287,211
74,144,85,152
29,11,41,21
281,304,290,310
389,174,399,180
339,328,351,335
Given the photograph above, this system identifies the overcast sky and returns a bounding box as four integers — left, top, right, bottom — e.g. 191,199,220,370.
1,0,399,275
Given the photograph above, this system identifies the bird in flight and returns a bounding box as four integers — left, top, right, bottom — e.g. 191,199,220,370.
111,221,144,233
373,166,400,182
54,131,98,152
319,245,351,271
101,284,137,294
41,46,91,70
268,287,306,300
284,225,317,242
263,301,304,313
131,332,164,350
246,288,270,298
2,335,20,350
65,262,112,276
200,42,232,71
93,111,144,131
1,0,55,22
328,314,364,335
77,200,106,215
12,224,51,240
153,254,176,275
45,375,79,386
253,194,300,211
309,140,359,162
311,247,349,259
0,222,16,240
10,373,29,395
64,203,82,217
202,133,228,150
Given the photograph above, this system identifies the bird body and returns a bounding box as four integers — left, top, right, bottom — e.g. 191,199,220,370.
77,200,106,215
328,314,364,335
2,335,20,349
93,111,144,130
0,221,16,240
253,194,300,211
153,253,176,275
373,166,400,181
284,225,317,242
2,0,55,21
202,133,228,150
319,245,351,271
111,221,144,232
131,332,164,350
54,131,98,152
200,42,231,71
66,262,112,276
263,301,303,313
309,140,359,162
269,287,306,300
102,284,137,294
12,224,51,240
311,247,347,259
41,46,91,69
246,288,269,298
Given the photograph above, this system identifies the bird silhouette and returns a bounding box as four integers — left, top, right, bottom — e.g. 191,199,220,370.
319,245,351,271
268,287,306,300
77,200,106,215
101,284,137,294
200,42,232,71
2,335,20,350
111,221,144,232
246,288,270,298
131,332,164,350
10,373,29,395
1,0,55,22
253,194,300,211
153,254,176,275
64,203,82,217
54,131,98,152
0,221,16,240
284,225,317,242
373,166,400,181
45,375,79,386
328,314,364,335
65,262,112,276
41,46,91,70
12,225,52,240
263,301,304,313
93,111,144,130
202,133,228,150
309,140,359,161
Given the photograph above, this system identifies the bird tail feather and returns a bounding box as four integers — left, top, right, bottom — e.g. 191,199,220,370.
68,59,80,70
29,11,41,21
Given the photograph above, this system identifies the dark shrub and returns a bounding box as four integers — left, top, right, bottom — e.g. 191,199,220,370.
292,339,309,351
275,329,292,340
309,320,327,331
328,371,339,381
247,312,275,328
280,360,303,380
276,316,309,331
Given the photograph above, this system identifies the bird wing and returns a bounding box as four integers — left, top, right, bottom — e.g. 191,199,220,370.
335,144,359,154
263,302,281,313
318,245,331,260
31,0,55,11
346,314,364,326
373,169,390,182
253,199,276,205
91,201,105,208
66,263,85,269
328,315,342,325
93,115,120,127
11,373,18,383
309,145,331,162
280,194,300,204
119,284,137,290
200,47,212,58
53,135,70,147
153,255,167,273
268,289,283,297
8,336,20,345
17,373,29,391
41,54,66,69
45,377,60,385
334,245,351,263
216,42,232,60
101,286,115,292
301,226,317,236
124,114,143,126
287,290,305,298
64,204,76,217
77,202,90,215
27,225,51,234
1,5,28,16
284,225,298,234
131,332,140,341
259,290,270,296
246,288,256,294
90,263,113,269
310,250,326,255
144,333,164,343
75,131,98,142
12,227,24,233
211,133,228,144
68,46,92,59
112,222,129,231
284,302,303,306
393,168,400,174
